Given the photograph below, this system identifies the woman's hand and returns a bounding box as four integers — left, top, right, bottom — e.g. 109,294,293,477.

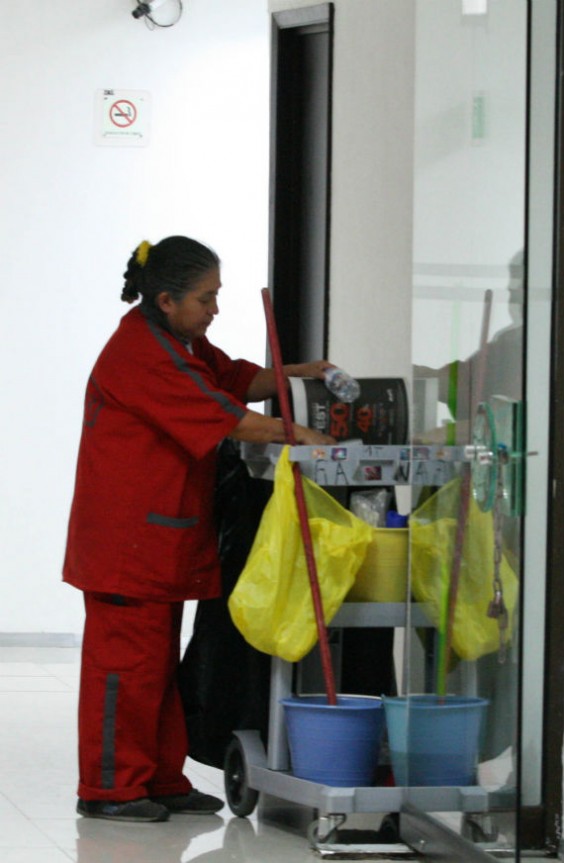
283,360,335,381
246,360,335,402
292,424,336,445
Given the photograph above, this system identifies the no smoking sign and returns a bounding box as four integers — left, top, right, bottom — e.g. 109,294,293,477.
110,99,137,127
95,89,151,146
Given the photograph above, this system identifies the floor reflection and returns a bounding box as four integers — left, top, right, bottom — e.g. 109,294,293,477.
74,813,317,863
188,817,315,863
75,814,224,863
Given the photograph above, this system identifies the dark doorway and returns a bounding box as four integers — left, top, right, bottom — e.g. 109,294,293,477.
269,3,334,364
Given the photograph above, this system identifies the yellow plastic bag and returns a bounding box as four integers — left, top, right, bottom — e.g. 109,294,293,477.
228,446,373,662
410,477,519,662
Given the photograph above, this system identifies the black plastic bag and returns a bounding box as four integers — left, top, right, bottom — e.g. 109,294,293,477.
178,440,272,768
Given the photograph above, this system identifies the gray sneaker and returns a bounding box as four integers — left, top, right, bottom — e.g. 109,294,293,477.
152,789,224,814
76,797,169,822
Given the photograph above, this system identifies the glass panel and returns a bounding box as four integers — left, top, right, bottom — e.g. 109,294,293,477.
520,0,555,819
405,1,527,857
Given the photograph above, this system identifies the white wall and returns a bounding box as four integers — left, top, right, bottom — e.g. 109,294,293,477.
329,1,415,380
0,0,270,636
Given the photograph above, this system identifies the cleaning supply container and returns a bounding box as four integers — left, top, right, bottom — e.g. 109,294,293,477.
382,694,488,786
281,695,386,786
346,526,409,602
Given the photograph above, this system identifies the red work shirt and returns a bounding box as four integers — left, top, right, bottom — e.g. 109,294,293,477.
63,306,261,602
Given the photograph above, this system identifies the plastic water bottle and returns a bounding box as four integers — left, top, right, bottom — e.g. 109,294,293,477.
324,367,361,403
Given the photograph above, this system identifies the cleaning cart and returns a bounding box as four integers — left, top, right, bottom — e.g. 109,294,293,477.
222,290,506,855
223,440,496,855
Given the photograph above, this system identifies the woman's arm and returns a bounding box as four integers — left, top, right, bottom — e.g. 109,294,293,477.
245,360,335,403
229,410,335,445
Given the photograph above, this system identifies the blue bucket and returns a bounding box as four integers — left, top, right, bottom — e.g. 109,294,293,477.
281,695,386,786
382,694,488,786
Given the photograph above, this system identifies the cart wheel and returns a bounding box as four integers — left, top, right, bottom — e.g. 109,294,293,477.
307,815,344,848
224,736,259,817
461,813,499,843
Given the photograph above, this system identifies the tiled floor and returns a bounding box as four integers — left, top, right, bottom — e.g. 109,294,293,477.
0,645,326,863
0,646,554,862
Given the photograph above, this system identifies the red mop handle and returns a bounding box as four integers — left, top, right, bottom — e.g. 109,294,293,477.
261,288,337,705
261,288,296,445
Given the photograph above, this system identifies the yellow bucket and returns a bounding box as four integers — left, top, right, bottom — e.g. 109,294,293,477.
347,528,408,602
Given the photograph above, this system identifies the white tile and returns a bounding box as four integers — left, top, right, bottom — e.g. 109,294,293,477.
0,647,80,663
25,819,79,854
2,775,77,820
0,795,62,848
0,676,73,692
0,849,74,863
0,663,55,677
0,690,77,725
39,665,80,688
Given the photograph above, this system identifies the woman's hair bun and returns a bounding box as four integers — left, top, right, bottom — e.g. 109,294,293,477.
121,281,140,304
120,239,153,303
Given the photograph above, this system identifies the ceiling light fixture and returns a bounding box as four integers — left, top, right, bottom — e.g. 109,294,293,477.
131,0,183,29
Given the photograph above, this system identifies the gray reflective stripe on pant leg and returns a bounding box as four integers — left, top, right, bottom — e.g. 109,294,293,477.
101,673,119,789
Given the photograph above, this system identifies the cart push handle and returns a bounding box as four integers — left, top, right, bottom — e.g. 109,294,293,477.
261,287,337,705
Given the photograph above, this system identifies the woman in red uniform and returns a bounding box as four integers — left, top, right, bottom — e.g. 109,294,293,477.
63,235,335,822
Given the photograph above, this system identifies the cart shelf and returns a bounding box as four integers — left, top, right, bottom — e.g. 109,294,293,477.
241,441,469,487
232,728,512,818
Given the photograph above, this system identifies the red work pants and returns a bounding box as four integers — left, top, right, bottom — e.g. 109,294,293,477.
77,592,192,802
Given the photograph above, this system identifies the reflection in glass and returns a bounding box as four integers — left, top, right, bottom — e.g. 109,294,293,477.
405,1,527,857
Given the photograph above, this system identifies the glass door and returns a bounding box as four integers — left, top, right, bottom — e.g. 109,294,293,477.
394,1,554,859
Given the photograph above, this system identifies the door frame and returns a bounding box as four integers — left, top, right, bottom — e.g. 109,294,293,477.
268,2,334,363
540,0,564,852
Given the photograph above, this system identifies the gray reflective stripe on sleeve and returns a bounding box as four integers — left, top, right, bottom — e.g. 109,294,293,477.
144,315,246,419
146,513,198,528
101,673,119,789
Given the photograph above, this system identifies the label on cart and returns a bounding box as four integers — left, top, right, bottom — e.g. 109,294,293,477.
289,378,409,445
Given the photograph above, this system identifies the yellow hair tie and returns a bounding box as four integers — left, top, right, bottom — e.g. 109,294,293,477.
136,240,152,267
